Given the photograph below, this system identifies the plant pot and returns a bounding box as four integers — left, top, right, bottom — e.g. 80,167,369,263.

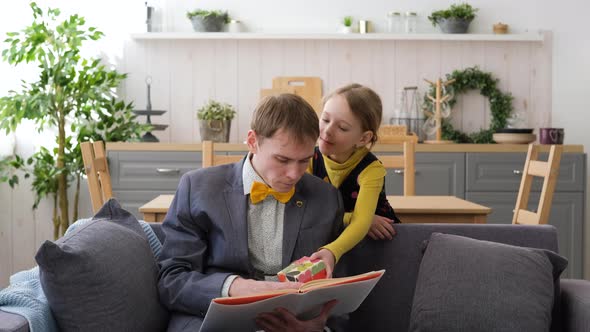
190,16,226,32
341,26,353,34
437,18,472,33
199,120,231,142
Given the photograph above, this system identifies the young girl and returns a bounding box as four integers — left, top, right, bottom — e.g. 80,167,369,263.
309,83,400,276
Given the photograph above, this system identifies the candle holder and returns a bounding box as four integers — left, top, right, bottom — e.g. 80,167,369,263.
134,76,167,142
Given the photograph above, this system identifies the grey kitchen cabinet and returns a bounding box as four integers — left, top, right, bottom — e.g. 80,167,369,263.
466,192,584,278
108,151,203,217
466,153,585,192
465,152,586,279
383,153,465,197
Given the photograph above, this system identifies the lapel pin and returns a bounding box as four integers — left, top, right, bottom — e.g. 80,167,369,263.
296,200,303,208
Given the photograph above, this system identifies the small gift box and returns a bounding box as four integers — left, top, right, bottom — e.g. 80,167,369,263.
277,256,327,283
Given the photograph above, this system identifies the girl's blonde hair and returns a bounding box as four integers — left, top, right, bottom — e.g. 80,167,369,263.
324,83,382,147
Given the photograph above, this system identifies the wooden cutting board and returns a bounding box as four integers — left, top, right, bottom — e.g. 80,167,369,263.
259,87,296,99
272,77,323,115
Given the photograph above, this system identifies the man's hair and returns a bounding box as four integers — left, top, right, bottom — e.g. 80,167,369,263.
251,94,319,145
324,83,383,147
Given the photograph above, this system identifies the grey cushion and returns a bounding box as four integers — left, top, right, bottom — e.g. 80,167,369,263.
409,232,567,332
35,199,169,332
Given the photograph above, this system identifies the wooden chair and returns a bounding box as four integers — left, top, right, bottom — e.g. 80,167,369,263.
512,144,563,225
81,141,113,213
375,125,418,196
202,140,244,167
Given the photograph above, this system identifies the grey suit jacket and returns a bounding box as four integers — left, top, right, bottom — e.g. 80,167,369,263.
157,160,344,317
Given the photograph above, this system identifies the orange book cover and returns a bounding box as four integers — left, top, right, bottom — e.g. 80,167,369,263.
200,270,385,331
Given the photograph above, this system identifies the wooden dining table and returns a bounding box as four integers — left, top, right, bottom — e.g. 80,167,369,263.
386,195,491,224
139,194,491,224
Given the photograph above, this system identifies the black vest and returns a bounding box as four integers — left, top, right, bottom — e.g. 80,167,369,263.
311,147,400,223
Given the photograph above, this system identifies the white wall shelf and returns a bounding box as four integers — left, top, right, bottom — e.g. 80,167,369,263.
130,32,544,42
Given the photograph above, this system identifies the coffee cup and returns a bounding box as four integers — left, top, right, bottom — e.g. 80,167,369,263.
539,128,564,144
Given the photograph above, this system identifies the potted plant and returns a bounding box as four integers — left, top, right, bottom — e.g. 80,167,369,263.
341,16,354,33
428,3,478,33
0,3,150,238
187,9,230,32
197,100,236,142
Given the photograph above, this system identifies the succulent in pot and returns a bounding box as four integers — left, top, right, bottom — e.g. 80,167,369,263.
341,16,354,33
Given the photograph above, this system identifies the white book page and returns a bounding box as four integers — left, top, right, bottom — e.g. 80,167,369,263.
200,270,384,331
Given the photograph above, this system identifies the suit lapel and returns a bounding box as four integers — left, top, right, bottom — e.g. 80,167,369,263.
282,185,306,267
224,161,252,271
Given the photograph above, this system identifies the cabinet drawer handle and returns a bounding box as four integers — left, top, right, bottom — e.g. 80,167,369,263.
156,168,180,174
513,170,522,175
393,169,418,175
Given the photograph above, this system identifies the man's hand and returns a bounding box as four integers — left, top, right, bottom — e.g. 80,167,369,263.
255,299,338,332
229,277,301,297
367,215,396,240
310,249,335,278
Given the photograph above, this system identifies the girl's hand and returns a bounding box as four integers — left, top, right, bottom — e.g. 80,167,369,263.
367,215,396,240
309,249,335,278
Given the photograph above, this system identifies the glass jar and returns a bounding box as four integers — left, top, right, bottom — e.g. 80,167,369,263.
386,11,402,33
405,11,418,33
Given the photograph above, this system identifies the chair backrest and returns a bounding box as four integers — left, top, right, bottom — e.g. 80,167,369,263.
512,144,563,225
271,76,323,115
375,125,417,196
81,141,113,213
202,140,244,168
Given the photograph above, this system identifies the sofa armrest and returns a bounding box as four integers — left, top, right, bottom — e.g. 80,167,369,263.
0,310,29,332
560,279,590,332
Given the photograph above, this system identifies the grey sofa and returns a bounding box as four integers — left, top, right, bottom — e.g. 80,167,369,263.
1,223,589,332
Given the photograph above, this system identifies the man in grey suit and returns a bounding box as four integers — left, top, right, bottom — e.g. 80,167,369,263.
158,94,344,331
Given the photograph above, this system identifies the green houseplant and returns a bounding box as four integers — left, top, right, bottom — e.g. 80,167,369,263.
0,2,150,238
428,3,478,33
196,100,236,142
341,16,354,33
187,9,230,32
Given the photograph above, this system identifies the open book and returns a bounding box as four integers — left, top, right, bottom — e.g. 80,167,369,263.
200,270,385,331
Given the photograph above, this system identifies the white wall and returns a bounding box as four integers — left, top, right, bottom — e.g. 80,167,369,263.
0,0,589,286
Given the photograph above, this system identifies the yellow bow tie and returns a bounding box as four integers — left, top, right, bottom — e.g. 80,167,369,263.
250,181,295,204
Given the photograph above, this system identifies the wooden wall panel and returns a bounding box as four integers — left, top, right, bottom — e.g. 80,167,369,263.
116,38,551,143
529,31,552,129
11,178,37,274
328,40,353,90
0,184,13,288
191,41,216,143
303,40,330,99
508,43,532,129
237,40,262,142
378,41,397,123
169,41,195,143
439,41,463,132
214,40,239,143
147,41,172,142
460,42,486,134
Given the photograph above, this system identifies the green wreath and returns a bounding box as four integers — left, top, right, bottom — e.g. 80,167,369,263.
423,66,513,143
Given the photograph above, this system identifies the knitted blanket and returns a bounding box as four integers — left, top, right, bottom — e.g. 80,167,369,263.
0,219,162,332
